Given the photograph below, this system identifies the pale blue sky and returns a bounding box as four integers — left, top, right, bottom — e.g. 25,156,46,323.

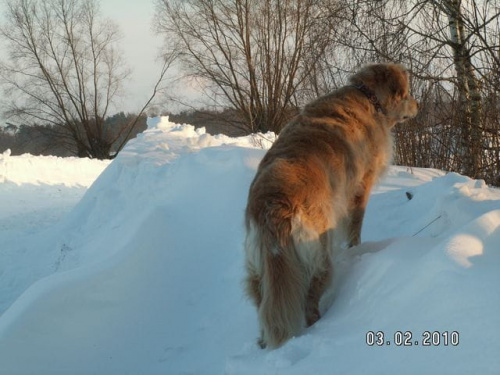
100,0,164,114
0,1,191,118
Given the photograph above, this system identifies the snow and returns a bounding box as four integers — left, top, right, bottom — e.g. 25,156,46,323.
0,116,499,374
0,150,109,233
0,150,110,316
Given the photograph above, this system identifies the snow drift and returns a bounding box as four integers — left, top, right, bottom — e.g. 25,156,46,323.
0,148,110,187
0,117,498,374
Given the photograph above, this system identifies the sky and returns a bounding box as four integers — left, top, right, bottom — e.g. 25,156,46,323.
96,0,205,115
99,0,167,114
0,0,188,120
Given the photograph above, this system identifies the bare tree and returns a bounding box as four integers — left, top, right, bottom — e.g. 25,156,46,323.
397,0,494,179
155,0,339,134
0,0,174,159
334,0,500,182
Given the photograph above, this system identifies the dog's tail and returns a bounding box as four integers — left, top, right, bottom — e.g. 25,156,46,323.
247,200,307,349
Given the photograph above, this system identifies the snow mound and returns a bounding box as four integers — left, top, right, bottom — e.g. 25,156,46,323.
121,116,276,166
0,117,498,374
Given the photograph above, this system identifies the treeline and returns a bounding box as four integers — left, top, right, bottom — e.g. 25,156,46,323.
0,113,147,157
394,82,500,186
0,109,251,157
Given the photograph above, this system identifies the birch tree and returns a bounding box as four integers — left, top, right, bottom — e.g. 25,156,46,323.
337,0,500,181
407,0,486,178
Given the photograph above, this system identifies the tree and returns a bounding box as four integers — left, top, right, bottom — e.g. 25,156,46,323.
396,0,493,179
155,0,339,134
0,0,174,159
334,0,500,182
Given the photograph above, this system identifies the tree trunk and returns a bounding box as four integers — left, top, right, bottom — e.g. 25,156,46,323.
446,0,482,178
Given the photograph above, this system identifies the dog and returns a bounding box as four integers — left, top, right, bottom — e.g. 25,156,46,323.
244,63,418,349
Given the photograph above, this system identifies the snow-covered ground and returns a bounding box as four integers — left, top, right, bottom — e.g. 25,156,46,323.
0,117,498,374
0,151,110,315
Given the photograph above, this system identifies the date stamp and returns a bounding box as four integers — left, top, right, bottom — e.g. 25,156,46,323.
366,331,459,347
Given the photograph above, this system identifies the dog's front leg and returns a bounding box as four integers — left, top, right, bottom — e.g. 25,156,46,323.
347,175,374,247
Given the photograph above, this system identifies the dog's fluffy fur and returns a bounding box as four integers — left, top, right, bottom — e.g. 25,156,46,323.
244,63,418,349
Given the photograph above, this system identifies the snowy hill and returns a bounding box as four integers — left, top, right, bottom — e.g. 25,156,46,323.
0,117,498,374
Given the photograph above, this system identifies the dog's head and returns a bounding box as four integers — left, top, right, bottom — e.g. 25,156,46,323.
349,63,418,127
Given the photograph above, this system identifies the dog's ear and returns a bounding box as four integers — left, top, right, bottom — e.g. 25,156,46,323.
386,65,409,97
349,64,378,88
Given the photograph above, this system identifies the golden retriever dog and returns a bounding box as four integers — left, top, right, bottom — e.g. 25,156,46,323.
244,63,418,349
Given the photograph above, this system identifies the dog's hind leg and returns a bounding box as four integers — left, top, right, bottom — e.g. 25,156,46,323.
245,266,262,309
305,269,332,326
305,231,333,327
